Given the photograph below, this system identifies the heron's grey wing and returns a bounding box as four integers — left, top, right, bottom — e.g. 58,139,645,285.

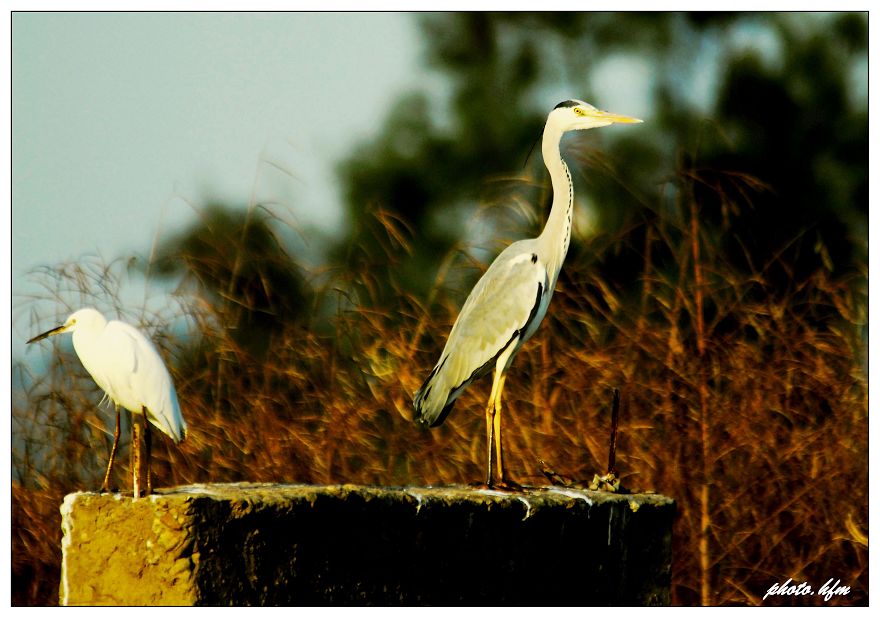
414,245,550,426
105,321,187,443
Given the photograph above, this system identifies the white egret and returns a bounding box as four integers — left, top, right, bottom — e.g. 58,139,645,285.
413,100,641,489
27,307,187,498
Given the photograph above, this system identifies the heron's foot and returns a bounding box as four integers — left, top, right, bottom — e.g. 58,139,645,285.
468,476,525,492
589,471,621,493
466,480,514,491
492,478,524,492
468,480,524,492
468,481,492,490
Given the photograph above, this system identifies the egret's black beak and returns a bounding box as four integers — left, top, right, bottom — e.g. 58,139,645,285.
27,324,67,344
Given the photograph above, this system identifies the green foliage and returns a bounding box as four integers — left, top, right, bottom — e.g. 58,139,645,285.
337,12,867,304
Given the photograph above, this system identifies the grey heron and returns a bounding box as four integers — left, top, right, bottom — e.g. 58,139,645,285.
28,307,187,498
413,100,642,488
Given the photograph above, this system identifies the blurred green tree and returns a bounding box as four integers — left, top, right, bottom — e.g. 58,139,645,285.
334,12,867,306
152,203,313,356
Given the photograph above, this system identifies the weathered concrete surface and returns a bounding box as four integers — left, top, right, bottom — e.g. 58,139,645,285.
60,483,674,606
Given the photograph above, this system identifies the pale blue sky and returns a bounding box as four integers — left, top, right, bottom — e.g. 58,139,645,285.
10,12,656,344
12,12,428,336
12,11,835,358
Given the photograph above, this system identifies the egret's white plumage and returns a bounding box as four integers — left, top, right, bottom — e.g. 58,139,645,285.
413,100,642,488
28,307,186,496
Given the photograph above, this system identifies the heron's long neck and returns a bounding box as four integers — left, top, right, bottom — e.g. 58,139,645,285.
538,125,573,278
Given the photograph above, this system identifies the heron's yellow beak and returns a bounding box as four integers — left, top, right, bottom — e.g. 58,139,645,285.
590,109,643,124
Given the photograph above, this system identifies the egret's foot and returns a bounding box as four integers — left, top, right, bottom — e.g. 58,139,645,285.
589,472,621,493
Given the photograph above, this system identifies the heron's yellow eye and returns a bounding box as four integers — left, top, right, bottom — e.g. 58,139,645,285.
574,107,587,116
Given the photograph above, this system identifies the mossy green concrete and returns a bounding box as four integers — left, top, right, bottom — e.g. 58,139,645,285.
60,483,674,605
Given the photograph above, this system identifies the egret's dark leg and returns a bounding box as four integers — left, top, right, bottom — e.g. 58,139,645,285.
132,415,143,499
144,412,152,496
100,405,121,493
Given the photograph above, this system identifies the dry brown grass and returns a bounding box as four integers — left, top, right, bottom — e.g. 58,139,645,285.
12,169,867,606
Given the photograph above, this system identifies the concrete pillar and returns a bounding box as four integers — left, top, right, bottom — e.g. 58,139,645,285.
60,483,674,605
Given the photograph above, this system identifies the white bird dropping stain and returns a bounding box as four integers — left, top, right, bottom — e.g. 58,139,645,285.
607,508,614,546
406,490,424,515
473,488,513,498
547,487,594,506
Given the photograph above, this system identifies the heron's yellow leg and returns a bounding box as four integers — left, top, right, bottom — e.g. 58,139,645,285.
484,396,495,487
493,374,507,484
486,368,504,487
100,405,121,493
